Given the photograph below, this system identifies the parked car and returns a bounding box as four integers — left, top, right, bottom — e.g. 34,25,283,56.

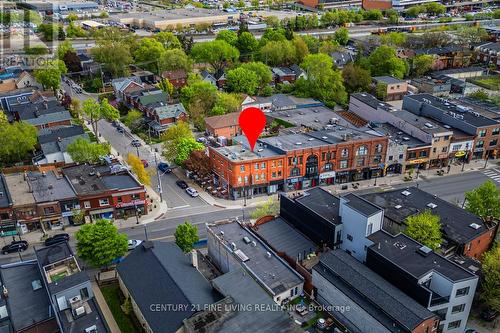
2,240,28,254
44,233,69,246
480,308,498,322
131,139,141,147
141,159,149,168
158,162,172,173
128,239,143,250
176,180,188,189
116,126,124,133
186,187,199,197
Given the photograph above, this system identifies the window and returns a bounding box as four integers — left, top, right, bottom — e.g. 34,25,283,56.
408,152,417,159
490,139,498,146
255,174,259,181
375,144,383,153
356,157,365,167
493,128,500,135
447,320,461,330
399,154,404,159
244,176,248,183
419,151,427,157
346,234,353,241
240,165,245,172
322,152,326,161
277,171,282,177
479,130,487,137
99,198,109,206
476,140,484,148
456,287,470,297
356,145,368,156
340,160,348,169
44,207,55,215
238,176,242,184
433,147,437,153
80,287,89,299
373,155,382,163
290,167,300,177
272,161,276,167
324,163,332,171
442,147,447,153
255,163,259,170
131,194,140,200
452,144,461,151
366,224,373,236
277,160,282,167
288,157,293,166
84,201,91,209
444,135,450,140
261,173,266,180
451,304,465,314
434,308,447,321
117,197,122,203
341,148,349,157
298,156,303,164
389,155,393,161
272,172,276,178
261,162,266,168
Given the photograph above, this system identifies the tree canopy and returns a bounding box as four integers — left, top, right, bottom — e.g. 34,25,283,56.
480,245,500,312
190,40,239,72
82,98,120,138
127,153,151,186
216,29,238,46
34,60,67,92
76,219,128,267
226,67,259,95
175,221,199,253
154,31,182,49
0,121,37,166
404,210,442,250
161,48,192,72
342,63,372,93
133,38,166,73
465,180,500,219
362,45,408,79
67,138,110,163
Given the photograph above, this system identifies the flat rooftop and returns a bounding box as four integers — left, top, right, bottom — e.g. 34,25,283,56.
294,187,341,225
253,217,317,261
368,232,476,282
406,94,499,128
362,186,493,244
3,173,35,206
208,221,303,296
368,123,427,148
214,140,280,162
0,262,54,332
342,193,382,217
391,110,450,135
455,97,500,120
267,106,339,130
314,250,436,332
112,7,231,21
0,175,12,209
27,170,76,203
373,76,406,85
351,93,396,112
59,297,108,333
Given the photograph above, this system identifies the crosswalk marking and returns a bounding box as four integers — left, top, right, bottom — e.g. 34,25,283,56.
482,169,500,184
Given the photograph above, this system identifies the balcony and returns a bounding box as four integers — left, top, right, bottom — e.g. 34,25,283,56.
430,292,450,307
43,257,80,283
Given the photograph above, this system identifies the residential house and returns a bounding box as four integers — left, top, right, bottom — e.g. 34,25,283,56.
272,67,296,84
0,174,15,236
411,77,452,97
117,241,221,333
134,89,168,112
35,242,110,333
184,269,303,333
367,231,479,333
6,96,72,130
111,76,144,104
4,173,39,234
289,64,307,80
63,163,148,222
200,69,217,86
331,51,355,69
0,71,40,93
475,42,500,70
213,70,226,89
35,125,89,165
207,220,304,305
28,170,79,231
362,186,498,259
372,76,408,101
414,46,472,70
146,103,188,137
312,249,440,333
131,70,155,84
403,94,500,160
162,69,188,88
204,112,241,139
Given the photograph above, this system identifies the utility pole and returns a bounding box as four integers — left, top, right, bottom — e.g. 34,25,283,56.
484,154,489,169
154,153,163,202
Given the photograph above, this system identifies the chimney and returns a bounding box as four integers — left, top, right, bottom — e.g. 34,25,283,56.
2,285,8,299
43,101,48,109
191,250,198,269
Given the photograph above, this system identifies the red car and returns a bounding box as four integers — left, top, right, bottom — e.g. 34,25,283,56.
141,159,149,168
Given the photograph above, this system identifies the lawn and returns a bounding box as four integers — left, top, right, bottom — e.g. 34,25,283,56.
100,284,139,333
474,76,500,91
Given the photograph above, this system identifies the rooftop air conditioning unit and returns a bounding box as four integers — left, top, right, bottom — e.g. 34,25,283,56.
85,325,97,333
427,203,437,209
69,295,81,304
401,190,411,196
266,252,272,258
73,306,85,317
469,223,481,230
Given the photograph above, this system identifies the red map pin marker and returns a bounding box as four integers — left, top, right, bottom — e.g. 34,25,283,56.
239,107,266,152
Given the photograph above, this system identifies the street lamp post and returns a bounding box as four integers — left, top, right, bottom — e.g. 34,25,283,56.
136,146,140,158
484,154,489,169
154,153,163,203
135,204,140,225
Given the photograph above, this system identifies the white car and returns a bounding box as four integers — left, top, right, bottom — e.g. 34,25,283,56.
186,187,199,197
128,239,143,251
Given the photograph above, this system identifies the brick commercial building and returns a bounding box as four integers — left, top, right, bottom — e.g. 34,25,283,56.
209,128,387,200
403,94,500,160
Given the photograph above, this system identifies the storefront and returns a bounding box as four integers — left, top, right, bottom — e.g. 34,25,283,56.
286,177,303,191
88,208,114,222
335,171,350,184
472,147,484,160
115,200,147,219
268,180,284,194
319,171,336,185
386,163,403,174
42,216,64,230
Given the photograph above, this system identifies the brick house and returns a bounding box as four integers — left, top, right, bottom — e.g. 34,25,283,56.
272,67,296,84
205,112,241,139
474,42,500,70
145,103,187,137
161,69,188,88
372,76,408,101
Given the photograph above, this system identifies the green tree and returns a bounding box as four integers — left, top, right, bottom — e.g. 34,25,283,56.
190,40,239,72
260,40,296,66
82,98,120,138
334,27,349,45
494,9,500,19
34,59,67,92
375,82,388,100
319,40,340,55
154,31,181,49
63,51,83,73
160,49,192,72
180,79,218,129
67,138,110,163
211,92,241,115
406,5,423,18
342,63,372,93
403,210,442,250
293,36,310,64
465,180,500,219
226,67,259,95
91,30,134,77
424,2,445,15
0,121,37,166
66,21,87,38
301,35,320,53
175,221,199,253
133,38,166,73
240,62,273,92
76,219,128,267
480,245,500,311
174,137,204,165
216,29,238,46
363,9,383,20
411,54,435,76
122,109,143,129
161,121,194,162
250,198,279,219
363,45,408,79
157,78,174,96
56,40,75,60
380,32,407,47
67,12,78,22
237,31,259,58
296,53,347,107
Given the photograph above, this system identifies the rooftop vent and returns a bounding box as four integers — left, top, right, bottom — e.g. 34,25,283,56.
251,241,257,247
394,241,406,250
427,203,437,209
401,190,411,196
308,138,314,141
424,123,434,128
402,137,410,141
231,242,237,251
266,251,272,258
395,205,402,209
469,223,481,230
417,245,432,257
243,236,251,244
296,142,302,145
321,136,328,139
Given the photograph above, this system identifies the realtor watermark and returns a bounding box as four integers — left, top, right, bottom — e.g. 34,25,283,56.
149,303,351,313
